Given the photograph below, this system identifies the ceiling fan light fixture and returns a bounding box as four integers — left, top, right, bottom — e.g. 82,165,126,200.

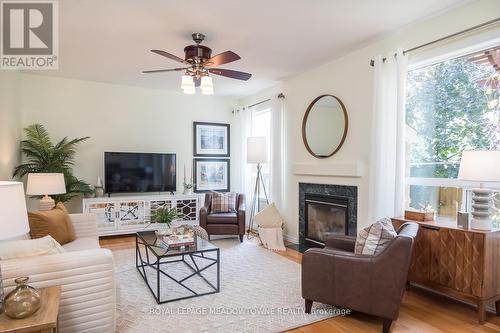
200,76,213,89
183,87,196,95
181,74,194,89
201,87,214,95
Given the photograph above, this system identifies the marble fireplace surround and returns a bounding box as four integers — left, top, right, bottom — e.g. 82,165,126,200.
299,183,358,245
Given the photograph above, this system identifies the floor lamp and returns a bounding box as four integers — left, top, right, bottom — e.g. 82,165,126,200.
247,136,269,239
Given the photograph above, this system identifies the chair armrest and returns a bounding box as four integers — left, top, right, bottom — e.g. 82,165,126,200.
69,213,98,239
1,249,115,332
324,234,356,252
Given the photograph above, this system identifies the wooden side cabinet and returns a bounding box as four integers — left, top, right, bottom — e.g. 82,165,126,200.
393,218,500,324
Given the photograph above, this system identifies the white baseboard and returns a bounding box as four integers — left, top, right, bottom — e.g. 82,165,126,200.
283,234,299,244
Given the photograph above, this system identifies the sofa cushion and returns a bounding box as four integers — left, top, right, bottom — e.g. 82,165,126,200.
210,191,237,213
0,235,65,260
62,237,100,251
28,203,76,245
206,212,238,224
355,217,397,255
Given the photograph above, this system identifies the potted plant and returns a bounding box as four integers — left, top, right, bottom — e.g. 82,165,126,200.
150,207,183,236
404,203,435,221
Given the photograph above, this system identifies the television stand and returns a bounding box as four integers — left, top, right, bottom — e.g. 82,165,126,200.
82,193,200,236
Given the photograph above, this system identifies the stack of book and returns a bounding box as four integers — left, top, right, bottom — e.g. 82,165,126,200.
162,234,195,248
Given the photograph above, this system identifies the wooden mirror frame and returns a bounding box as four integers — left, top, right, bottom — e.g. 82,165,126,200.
302,94,348,159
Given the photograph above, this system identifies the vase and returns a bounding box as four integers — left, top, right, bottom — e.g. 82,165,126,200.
183,188,192,195
95,186,104,198
4,277,41,319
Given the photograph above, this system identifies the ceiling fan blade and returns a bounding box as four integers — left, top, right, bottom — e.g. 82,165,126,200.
194,76,201,87
208,68,252,81
203,51,241,66
142,68,187,74
151,50,187,64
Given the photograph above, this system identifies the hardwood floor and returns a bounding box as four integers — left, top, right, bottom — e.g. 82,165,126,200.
99,236,500,333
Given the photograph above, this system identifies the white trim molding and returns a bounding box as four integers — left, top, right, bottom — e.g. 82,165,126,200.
292,162,363,178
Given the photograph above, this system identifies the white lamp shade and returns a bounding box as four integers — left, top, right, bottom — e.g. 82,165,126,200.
0,181,29,240
200,76,213,89
183,87,196,95
458,150,500,182
26,173,67,195
247,136,268,163
181,75,194,89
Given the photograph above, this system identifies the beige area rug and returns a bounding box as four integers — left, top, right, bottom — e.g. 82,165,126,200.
113,238,340,333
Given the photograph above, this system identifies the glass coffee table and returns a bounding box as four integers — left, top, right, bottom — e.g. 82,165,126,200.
135,231,220,303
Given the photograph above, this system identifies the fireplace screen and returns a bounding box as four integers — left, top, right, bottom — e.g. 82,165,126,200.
305,195,348,245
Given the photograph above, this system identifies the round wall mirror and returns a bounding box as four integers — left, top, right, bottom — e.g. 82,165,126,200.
302,94,348,158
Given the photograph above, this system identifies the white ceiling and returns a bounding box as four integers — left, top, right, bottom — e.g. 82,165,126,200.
34,0,468,97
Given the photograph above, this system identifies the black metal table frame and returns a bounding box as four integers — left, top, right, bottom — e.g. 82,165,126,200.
135,234,220,304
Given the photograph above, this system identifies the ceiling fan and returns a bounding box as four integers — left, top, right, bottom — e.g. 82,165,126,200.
143,33,252,95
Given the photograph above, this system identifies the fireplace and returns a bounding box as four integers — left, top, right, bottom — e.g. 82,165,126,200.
305,194,348,247
299,183,357,249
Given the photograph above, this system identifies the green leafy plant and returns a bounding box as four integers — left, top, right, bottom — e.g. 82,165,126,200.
150,207,182,227
13,124,93,203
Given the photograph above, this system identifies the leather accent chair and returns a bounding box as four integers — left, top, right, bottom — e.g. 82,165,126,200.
199,192,246,242
302,222,419,333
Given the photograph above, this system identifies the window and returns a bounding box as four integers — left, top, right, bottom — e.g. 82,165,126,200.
247,104,271,203
405,45,500,226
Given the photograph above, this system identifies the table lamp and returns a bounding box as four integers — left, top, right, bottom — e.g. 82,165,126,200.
0,181,30,313
458,150,500,230
26,173,66,211
247,136,269,238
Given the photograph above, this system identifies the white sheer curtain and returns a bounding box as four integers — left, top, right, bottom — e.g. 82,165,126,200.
269,96,284,211
368,48,408,221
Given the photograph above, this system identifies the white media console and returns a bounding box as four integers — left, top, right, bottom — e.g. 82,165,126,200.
82,194,201,236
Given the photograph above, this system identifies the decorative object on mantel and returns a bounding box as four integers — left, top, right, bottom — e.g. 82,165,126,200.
458,150,500,230
94,176,104,198
193,122,230,157
26,173,66,211
182,164,194,195
302,95,348,159
13,124,93,202
247,136,270,239
193,158,230,193
0,182,30,314
4,277,41,319
404,209,434,222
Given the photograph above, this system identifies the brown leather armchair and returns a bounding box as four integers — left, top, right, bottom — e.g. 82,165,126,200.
302,222,419,333
199,192,245,242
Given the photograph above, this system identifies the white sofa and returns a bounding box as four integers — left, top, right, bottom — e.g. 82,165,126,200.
1,214,115,333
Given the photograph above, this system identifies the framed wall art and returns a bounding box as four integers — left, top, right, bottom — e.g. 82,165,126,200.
193,122,230,157
193,158,230,192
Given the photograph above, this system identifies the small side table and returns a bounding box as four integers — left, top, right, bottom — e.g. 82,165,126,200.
0,286,61,333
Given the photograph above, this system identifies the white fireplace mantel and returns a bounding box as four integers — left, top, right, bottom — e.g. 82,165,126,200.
292,162,363,178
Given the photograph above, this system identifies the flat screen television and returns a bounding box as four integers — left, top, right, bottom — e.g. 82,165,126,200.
104,152,176,194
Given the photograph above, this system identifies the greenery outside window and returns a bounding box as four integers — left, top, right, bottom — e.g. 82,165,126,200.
405,45,500,227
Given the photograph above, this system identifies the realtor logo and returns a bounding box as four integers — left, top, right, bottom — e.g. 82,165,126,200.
1,0,58,69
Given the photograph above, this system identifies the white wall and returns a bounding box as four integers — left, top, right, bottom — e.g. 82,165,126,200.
240,0,500,241
19,74,237,211
0,71,21,181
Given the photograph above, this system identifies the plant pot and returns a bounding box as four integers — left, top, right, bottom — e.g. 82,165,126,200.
404,210,435,221
183,188,193,195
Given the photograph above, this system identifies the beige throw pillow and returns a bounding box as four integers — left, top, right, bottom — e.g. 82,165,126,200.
355,217,397,255
211,191,237,213
0,235,65,260
28,202,76,245
254,203,283,228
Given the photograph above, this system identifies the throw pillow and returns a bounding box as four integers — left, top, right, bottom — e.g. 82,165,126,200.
211,191,237,213
355,217,397,255
28,202,76,245
254,203,283,228
0,235,65,260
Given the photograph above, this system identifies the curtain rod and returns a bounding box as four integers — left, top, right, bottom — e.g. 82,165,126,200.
247,98,271,109
369,17,500,67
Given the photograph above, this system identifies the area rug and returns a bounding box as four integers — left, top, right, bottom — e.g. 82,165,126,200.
113,238,341,333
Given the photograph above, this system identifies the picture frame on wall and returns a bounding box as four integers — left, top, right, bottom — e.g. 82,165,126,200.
193,158,230,193
193,122,230,157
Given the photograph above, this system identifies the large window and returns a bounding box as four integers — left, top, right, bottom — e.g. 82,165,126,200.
405,45,500,226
